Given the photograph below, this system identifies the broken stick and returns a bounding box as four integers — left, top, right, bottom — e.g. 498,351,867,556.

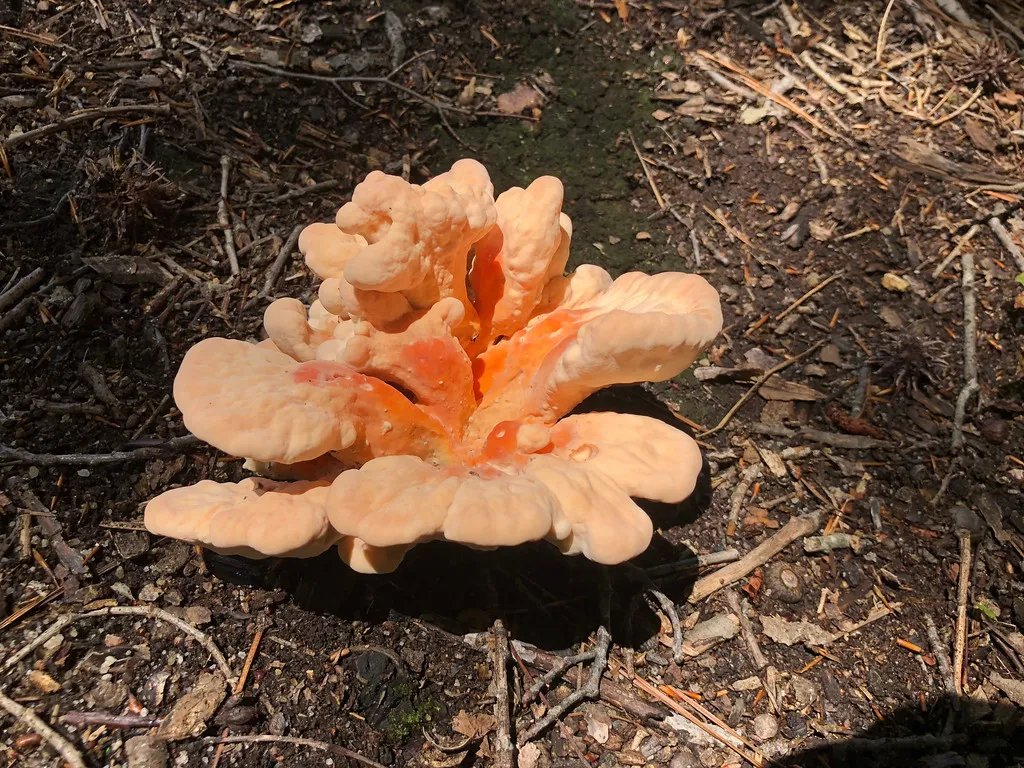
689,512,821,603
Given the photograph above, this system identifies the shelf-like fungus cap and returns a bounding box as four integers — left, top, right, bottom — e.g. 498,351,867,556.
324,410,702,568
466,266,722,444
173,337,453,466
144,478,338,559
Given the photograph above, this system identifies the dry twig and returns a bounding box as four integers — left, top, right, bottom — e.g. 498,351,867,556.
953,530,972,695
0,690,87,768
699,340,826,438
520,627,611,744
261,224,304,298
3,605,234,683
689,512,821,603
924,614,956,695
952,244,978,451
2,104,171,149
202,735,386,768
726,590,768,669
0,267,45,314
0,435,201,466
989,214,1024,272
218,156,240,276
490,620,514,768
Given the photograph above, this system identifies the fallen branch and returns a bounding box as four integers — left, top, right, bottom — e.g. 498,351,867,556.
519,627,611,744
989,214,1024,273
952,244,978,451
260,224,304,298
269,178,341,204
218,156,240,276
689,512,821,603
3,605,234,684
0,435,201,466
726,590,768,669
0,690,87,768
953,529,972,695
0,267,45,314
490,621,514,768
2,104,171,149
924,614,957,696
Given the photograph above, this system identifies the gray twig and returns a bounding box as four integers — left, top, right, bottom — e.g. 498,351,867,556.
952,245,978,451
0,435,201,466
219,156,240,275
3,605,234,683
0,267,44,314
0,690,87,768
519,627,612,744
2,104,171,149
490,620,514,768
261,225,304,298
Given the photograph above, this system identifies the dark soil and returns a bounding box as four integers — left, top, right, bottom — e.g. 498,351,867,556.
3,0,1024,767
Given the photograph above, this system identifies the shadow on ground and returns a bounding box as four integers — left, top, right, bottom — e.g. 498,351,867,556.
775,691,1024,768
204,385,712,650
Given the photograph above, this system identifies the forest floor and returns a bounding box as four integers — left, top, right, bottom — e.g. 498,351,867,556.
3,0,1024,766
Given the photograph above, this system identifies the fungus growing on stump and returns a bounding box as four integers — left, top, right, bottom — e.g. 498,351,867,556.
145,160,723,573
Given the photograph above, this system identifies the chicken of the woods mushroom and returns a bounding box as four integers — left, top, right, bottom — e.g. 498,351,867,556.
145,160,723,574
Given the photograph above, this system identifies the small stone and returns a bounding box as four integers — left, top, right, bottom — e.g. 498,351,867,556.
268,711,288,736
881,272,910,292
978,416,1010,444
184,606,212,626
752,713,779,741
151,544,192,576
670,750,700,768
138,584,162,602
87,679,128,710
113,531,150,560
104,634,125,647
125,735,169,768
652,109,673,121
635,231,652,241
110,582,134,601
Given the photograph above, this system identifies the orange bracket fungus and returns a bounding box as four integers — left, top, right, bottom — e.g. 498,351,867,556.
145,160,723,574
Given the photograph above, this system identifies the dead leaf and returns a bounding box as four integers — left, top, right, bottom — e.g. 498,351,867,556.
155,671,227,741
451,710,495,740
760,615,832,647
681,613,740,657
964,119,996,153
613,0,628,21
759,376,824,402
28,670,61,694
496,84,542,115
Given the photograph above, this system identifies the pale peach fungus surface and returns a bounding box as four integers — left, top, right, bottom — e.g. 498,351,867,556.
144,160,723,573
